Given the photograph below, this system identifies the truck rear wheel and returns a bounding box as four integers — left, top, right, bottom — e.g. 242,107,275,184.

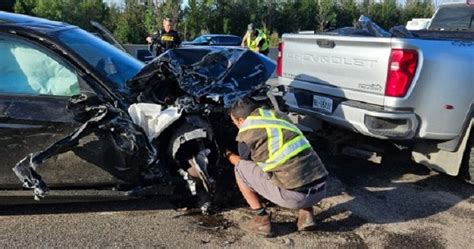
461,131,474,184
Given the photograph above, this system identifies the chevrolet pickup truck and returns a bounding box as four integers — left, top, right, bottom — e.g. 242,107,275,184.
277,1,474,183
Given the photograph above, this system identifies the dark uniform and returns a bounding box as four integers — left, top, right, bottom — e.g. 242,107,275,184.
150,29,181,56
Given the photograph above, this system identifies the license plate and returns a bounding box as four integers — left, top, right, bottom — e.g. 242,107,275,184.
313,95,333,113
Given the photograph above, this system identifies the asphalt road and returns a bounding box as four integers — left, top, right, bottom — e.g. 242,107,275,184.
0,153,472,248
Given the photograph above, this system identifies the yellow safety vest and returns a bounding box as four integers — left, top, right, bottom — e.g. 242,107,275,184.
246,29,269,52
238,109,311,172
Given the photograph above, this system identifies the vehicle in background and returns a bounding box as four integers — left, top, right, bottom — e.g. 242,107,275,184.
406,18,431,30
277,1,474,183
182,34,242,46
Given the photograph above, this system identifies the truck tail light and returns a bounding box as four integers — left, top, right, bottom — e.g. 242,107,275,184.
385,49,418,97
276,41,284,77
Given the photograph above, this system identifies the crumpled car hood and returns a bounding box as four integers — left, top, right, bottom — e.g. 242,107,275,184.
127,47,276,106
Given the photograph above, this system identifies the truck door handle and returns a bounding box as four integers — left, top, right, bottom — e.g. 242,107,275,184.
317,39,336,48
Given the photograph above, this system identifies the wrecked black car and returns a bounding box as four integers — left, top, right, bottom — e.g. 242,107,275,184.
0,12,275,207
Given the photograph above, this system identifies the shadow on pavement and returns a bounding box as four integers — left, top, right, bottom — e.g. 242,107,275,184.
312,154,474,232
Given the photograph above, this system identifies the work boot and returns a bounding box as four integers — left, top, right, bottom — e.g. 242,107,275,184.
239,213,273,237
297,208,316,231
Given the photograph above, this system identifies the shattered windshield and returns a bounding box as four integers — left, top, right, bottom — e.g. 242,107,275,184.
55,28,144,94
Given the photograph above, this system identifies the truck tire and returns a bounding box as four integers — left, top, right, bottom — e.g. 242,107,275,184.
461,132,474,184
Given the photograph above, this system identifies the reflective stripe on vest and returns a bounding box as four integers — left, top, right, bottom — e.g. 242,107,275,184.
246,29,269,52
239,109,311,172
259,109,280,158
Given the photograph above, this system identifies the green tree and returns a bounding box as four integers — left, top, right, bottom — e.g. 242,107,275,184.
275,1,303,34
210,0,252,37
380,0,401,28
102,4,121,34
155,0,183,27
401,0,434,25
337,0,360,28
114,0,148,44
31,0,64,21
317,0,338,31
183,0,213,39
15,0,109,31
144,0,158,35
13,0,37,15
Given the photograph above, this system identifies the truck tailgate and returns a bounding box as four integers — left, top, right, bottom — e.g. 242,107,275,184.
282,34,393,105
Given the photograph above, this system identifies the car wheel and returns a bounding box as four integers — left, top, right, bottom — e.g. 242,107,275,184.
461,130,474,184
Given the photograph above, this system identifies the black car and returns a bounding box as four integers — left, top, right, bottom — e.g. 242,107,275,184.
0,12,274,204
182,34,242,46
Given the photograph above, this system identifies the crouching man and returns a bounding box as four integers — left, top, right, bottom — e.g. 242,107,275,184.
225,98,329,237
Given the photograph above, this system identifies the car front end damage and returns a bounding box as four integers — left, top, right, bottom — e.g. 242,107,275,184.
12,47,275,209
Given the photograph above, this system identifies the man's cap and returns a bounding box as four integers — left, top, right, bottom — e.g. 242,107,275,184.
247,23,255,32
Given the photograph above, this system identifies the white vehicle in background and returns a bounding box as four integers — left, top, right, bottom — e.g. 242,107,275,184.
277,0,474,183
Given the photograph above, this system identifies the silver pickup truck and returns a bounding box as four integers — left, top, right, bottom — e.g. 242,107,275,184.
277,1,474,183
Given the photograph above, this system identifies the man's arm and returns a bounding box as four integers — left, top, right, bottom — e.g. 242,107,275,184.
146,31,160,44
225,142,251,166
241,32,248,47
225,150,240,166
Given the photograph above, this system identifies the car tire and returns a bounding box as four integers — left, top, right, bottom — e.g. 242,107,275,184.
461,130,474,184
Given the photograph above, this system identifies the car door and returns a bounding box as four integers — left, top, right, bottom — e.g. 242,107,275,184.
0,33,126,189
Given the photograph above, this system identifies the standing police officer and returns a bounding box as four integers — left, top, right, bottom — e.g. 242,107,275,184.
241,23,270,56
225,98,328,237
146,18,181,56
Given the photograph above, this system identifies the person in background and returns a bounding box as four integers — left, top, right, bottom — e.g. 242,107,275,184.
225,97,328,237
241,23,270,56
146,17,181,56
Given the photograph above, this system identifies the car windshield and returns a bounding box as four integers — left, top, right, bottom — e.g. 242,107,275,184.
192,36,211,43
55,28,144,94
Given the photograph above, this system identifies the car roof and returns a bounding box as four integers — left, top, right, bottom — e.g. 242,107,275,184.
200,34,240,38
0,11,73,33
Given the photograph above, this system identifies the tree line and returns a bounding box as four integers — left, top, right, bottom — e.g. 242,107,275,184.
7,0,434,46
